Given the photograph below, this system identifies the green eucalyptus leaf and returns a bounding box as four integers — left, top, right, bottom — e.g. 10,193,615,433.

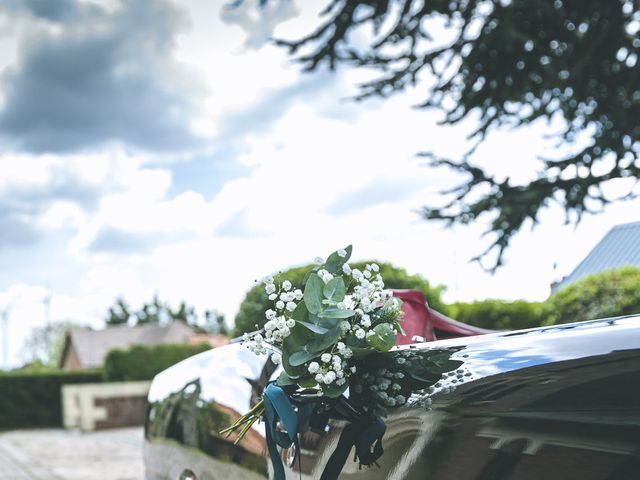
323,245,353,274
304,273,323,314
297,320,329,334
321,381,349,398
290,302,309,322
276,371,297,386
308,325,341,352
323,277,346,303
366,323,396,352
282,324,314,377
289,349,322,366
298,377,317,388
318,307,355,319
315,315,340,330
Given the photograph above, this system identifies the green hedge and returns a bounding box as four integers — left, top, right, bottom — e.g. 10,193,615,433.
545,266,640,325
0,371,102,430
448,299,547,331
447,267,640,330
103,343,211,382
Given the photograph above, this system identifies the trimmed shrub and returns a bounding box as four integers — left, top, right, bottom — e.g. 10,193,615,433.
545,266,640,325
0,371,102,430
232,261,447,336
103,343,211,382
448,299,547,331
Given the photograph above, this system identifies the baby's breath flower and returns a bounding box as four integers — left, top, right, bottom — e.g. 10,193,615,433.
271,353,281,365
342,263,351,275
336,377,346,386
286,319,295,328
355,329,366,339
308,362,320,374
314,257,324,265
276,300,285,310
279,326,290,337
321,353,332,363
286,301,297,312
265,283,276,294
324,371,336,384
337,249,347,257
293,289,303,300
282,280,292,291
315,373,324,383
268,293,277,301
265,309,276,320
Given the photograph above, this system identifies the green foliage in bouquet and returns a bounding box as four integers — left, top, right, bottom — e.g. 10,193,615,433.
233,260,447,337
221,246,406,441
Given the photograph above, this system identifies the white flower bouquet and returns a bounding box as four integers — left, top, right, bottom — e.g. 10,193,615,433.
220,245,405,440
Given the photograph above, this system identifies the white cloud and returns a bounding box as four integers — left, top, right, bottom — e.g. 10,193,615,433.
1,0,639,369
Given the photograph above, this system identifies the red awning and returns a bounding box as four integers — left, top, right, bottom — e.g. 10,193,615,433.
392,290,493,345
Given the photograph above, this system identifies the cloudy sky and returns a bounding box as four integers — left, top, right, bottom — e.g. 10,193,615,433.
0,0,638,367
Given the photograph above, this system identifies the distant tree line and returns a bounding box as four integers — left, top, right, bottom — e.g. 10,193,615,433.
105,295,228,335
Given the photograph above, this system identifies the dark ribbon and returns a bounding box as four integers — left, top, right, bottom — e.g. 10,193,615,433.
319,416,386,480
263,383,301,480
262,383,386,480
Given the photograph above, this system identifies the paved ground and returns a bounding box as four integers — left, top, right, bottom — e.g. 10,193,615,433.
0,427,144,480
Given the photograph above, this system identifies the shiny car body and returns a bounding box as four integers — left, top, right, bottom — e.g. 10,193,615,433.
144,315,640,480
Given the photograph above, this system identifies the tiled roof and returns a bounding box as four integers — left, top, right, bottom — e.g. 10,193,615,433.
555,221,640,290
67,322,195,369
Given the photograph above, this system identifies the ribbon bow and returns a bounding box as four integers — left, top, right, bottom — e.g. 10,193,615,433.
261,383,386,480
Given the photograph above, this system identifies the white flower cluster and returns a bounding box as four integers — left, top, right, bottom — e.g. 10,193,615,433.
347,263,387,313
243,275,299,357
306,343,356,388
242,332,268,356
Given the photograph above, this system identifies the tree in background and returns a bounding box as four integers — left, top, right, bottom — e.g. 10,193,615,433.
104,296,227,334
21,320,80,368
135,294,165,325
259,0,640,269
232,260,447,336
106,297,131,325
203,309,229,335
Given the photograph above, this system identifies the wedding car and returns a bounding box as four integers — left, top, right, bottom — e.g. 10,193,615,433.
143,292,640,480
